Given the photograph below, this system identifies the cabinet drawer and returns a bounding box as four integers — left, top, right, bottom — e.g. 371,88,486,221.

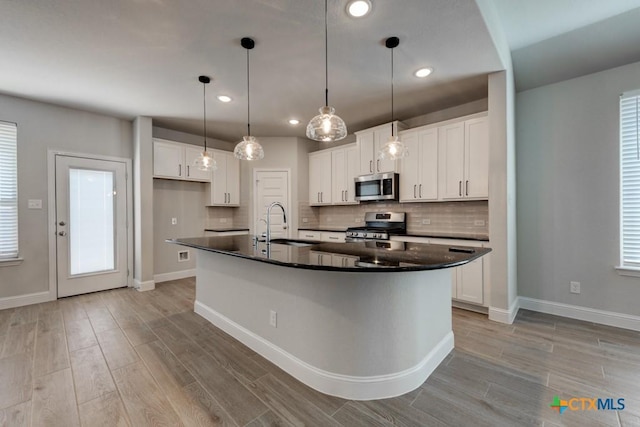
321,232,346,243
298,231,322,241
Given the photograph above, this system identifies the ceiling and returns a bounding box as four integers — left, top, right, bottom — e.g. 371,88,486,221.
3,1,640,141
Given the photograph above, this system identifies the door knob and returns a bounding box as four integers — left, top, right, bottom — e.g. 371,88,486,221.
58,231,67,236
59,221,66,226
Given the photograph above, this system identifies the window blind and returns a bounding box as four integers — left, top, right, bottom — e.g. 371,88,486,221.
0,121,18,259
621,92,640,267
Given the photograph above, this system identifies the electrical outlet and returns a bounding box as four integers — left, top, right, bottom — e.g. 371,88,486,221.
422,219,431,225
570,281,581,294
28,199,42,209
474,220,486,226
171,217,177,225
302,217,309,223
269,310,277,328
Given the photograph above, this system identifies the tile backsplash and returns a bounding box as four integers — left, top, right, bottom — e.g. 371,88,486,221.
205,205,249,230
299,200,489,239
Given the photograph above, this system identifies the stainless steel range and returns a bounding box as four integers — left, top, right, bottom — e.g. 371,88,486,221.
345,212,406,241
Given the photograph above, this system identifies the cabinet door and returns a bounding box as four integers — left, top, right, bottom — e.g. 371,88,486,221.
183,146,212,182
344,145,360,204
457,257,484,304
417,128,439,200
153,140,183,179
209,153,227,205
226,153,240,205
374,125,396,173
399,132,419,202
464,117,489,199
331,149,346,204
309,154,322,205
318,151,332,204
439,122,465,200
358,131,375,175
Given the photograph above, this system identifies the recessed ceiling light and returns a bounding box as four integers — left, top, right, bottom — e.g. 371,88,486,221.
414,67,433,78
217,95,232,103
288,119,300,125
346,0,372,18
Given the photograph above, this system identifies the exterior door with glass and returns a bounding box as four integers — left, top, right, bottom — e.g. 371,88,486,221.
55,155,128,297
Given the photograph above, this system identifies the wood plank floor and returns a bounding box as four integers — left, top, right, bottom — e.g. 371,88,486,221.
0,278,638,426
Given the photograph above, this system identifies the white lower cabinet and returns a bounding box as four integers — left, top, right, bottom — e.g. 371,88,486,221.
298,230,321,241
320,232,346,243
391,236,488,306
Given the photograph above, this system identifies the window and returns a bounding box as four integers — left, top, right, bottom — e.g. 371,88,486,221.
0,121,18,259
620,91,640,269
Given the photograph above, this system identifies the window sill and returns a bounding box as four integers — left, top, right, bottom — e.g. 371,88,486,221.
0,258,24,267
615,266,640,277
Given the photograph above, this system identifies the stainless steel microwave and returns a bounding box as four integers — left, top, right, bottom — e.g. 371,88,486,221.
354,173,399,202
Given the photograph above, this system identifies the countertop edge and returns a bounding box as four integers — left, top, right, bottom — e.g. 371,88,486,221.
168,238,490,273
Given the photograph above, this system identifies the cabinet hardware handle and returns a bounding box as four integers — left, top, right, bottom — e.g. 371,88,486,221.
179,164,182,177
187,165,190,177
321,192,323,203
227,193,229,203
414,184,417,198
459,181,462,196
465,180,469,196
345,190,348,201
419,184,422,198
305,234,313,238
330,236,338,240
369,160,373,173
377,159,380,172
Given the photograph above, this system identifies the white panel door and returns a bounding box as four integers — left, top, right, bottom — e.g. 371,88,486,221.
153,140,183,179
465,117,489,198
184,146,212,182
255,170,289,239
418,128,439,200
439,122,465,199
55,155,128,297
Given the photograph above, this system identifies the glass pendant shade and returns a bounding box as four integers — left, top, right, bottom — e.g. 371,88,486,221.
378,135,409,160
306,106,347,142
194,150,216,171
234,135,264,160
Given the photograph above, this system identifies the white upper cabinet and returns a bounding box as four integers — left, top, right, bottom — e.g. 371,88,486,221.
331,144,359,205
153,138,211,183
208,150,240,206
439,115,488,200
398,128,438,202
356,121,407,175
309,150,332,206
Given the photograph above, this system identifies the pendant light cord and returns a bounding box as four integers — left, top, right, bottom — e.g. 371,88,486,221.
203,81,207,151
391,45,394,137
325,0,329,107
247,48,251,137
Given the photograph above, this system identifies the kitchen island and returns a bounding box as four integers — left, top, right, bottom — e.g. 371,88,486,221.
170,235,490,400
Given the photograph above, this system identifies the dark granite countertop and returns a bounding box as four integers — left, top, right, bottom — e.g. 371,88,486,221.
169,235,490,272
298,227,348,232
204,228,250,232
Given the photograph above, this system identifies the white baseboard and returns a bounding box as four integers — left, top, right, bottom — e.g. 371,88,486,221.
134,279,155,292
519,297,640,332
195,300,454,401
489,298,520,324
0,291,53,310
153,269,196,284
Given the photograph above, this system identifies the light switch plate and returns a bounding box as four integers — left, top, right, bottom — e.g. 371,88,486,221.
474,220,486,226
28,199,42,209
422,219,431,225
171,217,177,225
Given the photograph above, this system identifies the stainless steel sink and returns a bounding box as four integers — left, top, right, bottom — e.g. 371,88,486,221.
268,238,318,247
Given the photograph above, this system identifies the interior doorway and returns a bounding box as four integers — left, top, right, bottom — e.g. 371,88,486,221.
253,169,290,239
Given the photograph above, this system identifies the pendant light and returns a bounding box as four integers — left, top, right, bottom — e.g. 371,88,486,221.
378,37,409,160
194,75,217,171
306,0,347,142
234,37,264,161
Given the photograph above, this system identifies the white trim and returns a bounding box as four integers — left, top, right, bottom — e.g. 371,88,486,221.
519,297,640,332
0,257,24,267
153,269,195,283
0,291,52,310
489,298,520,324
47,150,134,299
134,279,155,292
614,266,640,277
195,300,454,401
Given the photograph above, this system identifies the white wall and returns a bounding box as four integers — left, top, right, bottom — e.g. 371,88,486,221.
0,94,132,299
517,60,640,316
